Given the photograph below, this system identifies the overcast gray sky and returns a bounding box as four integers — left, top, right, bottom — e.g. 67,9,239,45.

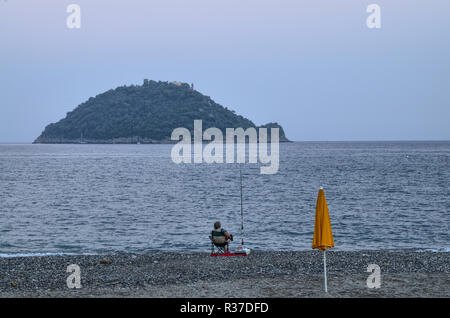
1,0,449,142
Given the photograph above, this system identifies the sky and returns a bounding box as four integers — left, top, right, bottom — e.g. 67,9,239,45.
0,0,449,142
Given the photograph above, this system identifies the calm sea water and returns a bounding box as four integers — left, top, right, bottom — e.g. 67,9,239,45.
0,142,449,256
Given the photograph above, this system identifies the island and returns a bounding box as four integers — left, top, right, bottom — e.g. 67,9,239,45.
34,79,290,144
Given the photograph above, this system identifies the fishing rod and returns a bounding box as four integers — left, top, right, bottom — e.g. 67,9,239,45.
239,164,244,246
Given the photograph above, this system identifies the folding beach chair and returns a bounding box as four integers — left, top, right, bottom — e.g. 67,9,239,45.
209,230,230,254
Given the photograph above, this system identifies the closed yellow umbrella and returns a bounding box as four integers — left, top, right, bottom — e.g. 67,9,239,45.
312,187,334,292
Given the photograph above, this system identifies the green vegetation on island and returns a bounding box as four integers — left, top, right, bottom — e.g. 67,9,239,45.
34,80,290,144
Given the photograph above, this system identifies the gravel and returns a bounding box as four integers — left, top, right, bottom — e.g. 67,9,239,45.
0,250,448,297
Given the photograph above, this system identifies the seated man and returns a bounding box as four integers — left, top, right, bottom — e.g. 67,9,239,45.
211,221,233,252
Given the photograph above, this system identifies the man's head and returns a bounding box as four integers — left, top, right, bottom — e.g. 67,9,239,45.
214,221,221,229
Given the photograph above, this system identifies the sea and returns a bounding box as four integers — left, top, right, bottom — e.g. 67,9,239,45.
0,142,449,257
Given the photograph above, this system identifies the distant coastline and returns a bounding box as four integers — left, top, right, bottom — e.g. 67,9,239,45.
32,137,291,145
28,139,450,145
33,80,290,144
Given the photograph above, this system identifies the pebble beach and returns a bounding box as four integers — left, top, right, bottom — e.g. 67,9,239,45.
0,250,448,298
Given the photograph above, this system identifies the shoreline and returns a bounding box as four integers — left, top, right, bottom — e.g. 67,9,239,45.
0,247,449,258
0,250,448,298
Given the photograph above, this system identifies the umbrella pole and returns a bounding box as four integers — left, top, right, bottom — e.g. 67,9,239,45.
323,250,328,293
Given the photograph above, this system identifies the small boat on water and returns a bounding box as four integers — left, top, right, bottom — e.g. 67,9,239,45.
79,133,87,144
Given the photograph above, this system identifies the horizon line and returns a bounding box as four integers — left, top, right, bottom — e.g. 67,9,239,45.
1,139,450,144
